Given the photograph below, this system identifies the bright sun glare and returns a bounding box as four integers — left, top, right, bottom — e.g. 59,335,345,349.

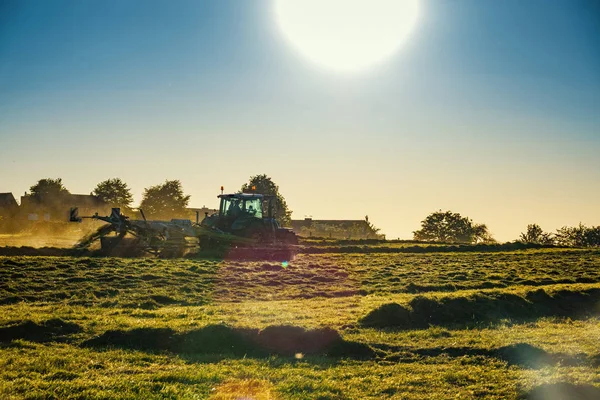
274,0,420,73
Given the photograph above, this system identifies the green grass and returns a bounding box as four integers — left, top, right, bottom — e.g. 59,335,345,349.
1,248,600,398
3,249,599,305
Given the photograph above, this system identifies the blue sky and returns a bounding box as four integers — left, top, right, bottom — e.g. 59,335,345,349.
1,0,599,240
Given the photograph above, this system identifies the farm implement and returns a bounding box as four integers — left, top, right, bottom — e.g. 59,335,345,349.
69,190,298,259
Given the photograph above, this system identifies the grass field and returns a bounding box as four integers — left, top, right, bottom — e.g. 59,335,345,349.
1,247,600,399
0,233,80,249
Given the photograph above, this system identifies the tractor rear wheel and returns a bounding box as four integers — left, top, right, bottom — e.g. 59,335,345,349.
249,230,266,244
284,231,299,245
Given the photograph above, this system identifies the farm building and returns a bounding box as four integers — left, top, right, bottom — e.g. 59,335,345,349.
291,218,382,239
0,193,19,219
20,193,109,222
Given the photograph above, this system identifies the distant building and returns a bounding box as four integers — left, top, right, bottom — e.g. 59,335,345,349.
187,207,218,223
20,193,108,222
0,193,19,219
291,218,382,239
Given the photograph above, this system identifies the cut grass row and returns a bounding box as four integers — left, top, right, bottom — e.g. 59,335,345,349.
1,249,600,398
1,343,535,399
2,249,599,306
2,283,600,354
1,318,599,399
3,317,599,368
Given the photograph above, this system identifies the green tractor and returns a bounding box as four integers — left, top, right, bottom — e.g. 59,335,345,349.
69,190,298,259
200,192,298,248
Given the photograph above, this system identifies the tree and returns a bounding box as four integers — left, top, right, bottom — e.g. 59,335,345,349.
472,223,495,244
555,224,600,247
93,178,134,214
519,224,554,245
413,210,494,244
365,220,384,239
139,180,190,220
240,174,292,226
29,178,70,199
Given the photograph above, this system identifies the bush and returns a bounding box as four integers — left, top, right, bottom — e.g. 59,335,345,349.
413,210,494,244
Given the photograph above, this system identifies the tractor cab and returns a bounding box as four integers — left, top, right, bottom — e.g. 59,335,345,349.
219,193,270,221
201,193,278,238
200,189,297,245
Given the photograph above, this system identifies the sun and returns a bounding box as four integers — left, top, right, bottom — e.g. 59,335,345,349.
273,0,420,73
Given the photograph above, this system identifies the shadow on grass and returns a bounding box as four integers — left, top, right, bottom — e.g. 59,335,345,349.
521,383,600,400
2,318,596,370
376,342,587,369
82,324,375,360
0,318,82,343
360,287,600,330
82,324,593,369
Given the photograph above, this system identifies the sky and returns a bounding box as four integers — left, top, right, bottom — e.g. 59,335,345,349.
0,0,599,241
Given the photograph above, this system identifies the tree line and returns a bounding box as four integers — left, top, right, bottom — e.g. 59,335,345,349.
519,223,600,247
412,210,600,247
24,174,292,225
17,178,600,246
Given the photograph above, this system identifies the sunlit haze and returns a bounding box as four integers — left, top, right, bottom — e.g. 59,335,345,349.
1,0,599,241
274,0,419,72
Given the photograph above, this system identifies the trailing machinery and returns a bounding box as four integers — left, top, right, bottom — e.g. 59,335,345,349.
69,189,298,259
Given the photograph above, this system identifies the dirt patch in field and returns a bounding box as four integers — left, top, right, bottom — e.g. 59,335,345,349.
83,324,374,359
360,287,600,329
523,383,600,400
0,318,83,343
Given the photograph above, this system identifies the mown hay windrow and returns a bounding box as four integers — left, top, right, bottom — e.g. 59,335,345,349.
494,343,557,369
360,287,600,329
254,325,340,356
83,324,374,358
358,303,412,328
173,325,259,356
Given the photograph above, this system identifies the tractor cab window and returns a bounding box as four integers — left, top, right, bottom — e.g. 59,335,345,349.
222,198,241,217
221,197,262,218
243,198,263,218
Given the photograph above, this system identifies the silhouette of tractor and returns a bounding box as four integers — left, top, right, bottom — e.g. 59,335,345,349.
200,191,298,247
69,189,297,259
